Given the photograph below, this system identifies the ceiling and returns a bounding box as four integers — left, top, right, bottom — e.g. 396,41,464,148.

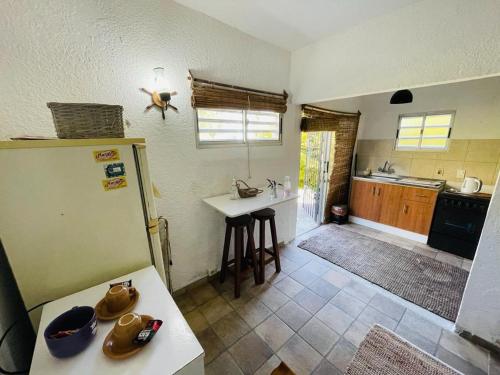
174,0,422,51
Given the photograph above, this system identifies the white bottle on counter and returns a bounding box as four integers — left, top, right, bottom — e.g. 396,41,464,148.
230,177,239,200
283,176,291,197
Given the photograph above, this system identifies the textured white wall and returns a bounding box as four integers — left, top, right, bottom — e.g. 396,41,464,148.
0,0,299,290
290,0,500,104
316,77,500,140
456,175,500,347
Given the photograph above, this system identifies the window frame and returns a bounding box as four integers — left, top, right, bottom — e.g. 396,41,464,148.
395,110,455,151
195,108,283,148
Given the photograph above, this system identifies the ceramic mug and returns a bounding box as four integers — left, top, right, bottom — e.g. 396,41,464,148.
110,313,143,351
105,285,136,313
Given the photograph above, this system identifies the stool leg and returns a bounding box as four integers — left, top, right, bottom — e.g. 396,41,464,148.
269,216,281,273
220,224,232,283
246,223,259,285
259,219,266,284
234,226,243,298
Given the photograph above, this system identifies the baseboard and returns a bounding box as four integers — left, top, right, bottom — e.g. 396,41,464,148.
455,325,500,356
349,216,428,244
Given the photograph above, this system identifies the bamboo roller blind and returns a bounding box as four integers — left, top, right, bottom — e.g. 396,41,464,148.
190,73,288,113
301,105,360,220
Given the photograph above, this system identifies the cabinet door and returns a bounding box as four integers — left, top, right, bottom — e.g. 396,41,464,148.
396,200,434,235
379,184,404,226
350,180,377,220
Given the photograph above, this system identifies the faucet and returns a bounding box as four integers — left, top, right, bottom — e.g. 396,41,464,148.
378,161,395,174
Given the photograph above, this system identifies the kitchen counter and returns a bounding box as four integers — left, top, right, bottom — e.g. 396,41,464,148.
353,175,445,190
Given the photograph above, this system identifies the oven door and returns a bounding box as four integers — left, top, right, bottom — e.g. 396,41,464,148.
431,197,486,241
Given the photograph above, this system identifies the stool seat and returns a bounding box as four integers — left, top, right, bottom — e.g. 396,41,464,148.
251,208,275,219
225,214,252,226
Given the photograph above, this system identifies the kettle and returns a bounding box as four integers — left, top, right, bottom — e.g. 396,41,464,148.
461,177,482,194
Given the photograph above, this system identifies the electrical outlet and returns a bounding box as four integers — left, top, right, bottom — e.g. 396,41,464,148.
456,169,466,179
435,167,444,176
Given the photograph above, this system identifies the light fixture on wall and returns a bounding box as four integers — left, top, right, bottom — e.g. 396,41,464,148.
141,67,178,119
390,89,413,104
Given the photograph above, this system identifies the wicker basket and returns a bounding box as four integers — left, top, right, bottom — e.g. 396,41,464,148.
47,102,125,139
236,180,263,198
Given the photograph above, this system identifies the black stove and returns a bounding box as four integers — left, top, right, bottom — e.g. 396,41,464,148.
428,190,491,259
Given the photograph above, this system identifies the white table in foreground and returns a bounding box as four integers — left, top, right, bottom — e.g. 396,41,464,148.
30,266,204,375
203,191,298,218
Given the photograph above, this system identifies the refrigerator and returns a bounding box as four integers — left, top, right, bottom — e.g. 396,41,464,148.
0,138,168,330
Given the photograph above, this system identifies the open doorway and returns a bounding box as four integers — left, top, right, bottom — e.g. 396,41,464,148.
296,131,333,236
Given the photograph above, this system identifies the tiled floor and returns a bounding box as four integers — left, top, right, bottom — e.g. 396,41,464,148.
175,223,497,375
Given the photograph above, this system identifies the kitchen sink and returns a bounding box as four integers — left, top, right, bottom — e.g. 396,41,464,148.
357,174,444,188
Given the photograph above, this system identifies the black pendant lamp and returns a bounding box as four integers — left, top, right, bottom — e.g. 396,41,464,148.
390,89,413,104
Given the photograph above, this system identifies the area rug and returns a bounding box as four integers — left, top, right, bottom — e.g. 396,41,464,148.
345,325,460,374
298,226,469,321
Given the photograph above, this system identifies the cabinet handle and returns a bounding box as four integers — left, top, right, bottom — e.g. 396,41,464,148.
415,194,428,198
372,186,376,195
377,188,381,196
403,204,408,214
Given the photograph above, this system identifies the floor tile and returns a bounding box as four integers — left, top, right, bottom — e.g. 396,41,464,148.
174,293,197,314
274,276,305,298
411,245,438,259
289,266,320,287
342,280,377,303
236,298,272,328
369,293,406,321
263,264,287,284
435,252,463,267
277,334,323,375
254,314,294,351
199,295,233,324
439,330,489,372
293,288,327,314
253,284,290,312
343,320,371,347
188,283,219,305
395,323,438,355
184,308,209,334
322,269,351,289
307,278,340,300
211,311,251,347
196,327,226,364
313,359,343,375
330,291,366,318
399,309,442,343
436,346,486,375
254,355,282,375
316,302,354,334
279,256,303,273
228,332,273,375
282,247,314,267
301,260,330,277
490,355,500,375
326,337,357,372
462,259,472,272
205,351,243,375
357,305,398,330
276,300,312,331
298,317,340,355
221,288,254,310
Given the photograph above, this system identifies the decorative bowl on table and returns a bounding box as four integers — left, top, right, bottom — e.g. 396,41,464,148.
44,306,97,358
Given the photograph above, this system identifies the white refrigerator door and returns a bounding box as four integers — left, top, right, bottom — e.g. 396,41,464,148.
0,143,153,328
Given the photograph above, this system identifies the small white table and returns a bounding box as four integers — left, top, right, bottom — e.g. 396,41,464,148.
30,266,204,375
203,190,298,218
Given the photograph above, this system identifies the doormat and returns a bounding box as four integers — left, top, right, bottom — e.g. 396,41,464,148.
298,226,468,321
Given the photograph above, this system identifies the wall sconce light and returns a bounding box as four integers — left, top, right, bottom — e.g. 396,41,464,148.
141,67,178,119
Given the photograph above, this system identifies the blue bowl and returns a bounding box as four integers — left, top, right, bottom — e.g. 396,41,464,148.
44,306,97,358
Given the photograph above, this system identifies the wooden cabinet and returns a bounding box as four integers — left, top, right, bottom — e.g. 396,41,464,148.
349,179,438,235
396,200,436,234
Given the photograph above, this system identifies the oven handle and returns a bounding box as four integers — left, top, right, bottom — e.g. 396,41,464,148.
444,220,474,232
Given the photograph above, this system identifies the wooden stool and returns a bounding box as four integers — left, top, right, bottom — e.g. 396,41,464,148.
250,208,281,283
219,214,259,298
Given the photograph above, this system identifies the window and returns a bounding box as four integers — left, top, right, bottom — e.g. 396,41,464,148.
196,108,281,147
395,111,454,150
